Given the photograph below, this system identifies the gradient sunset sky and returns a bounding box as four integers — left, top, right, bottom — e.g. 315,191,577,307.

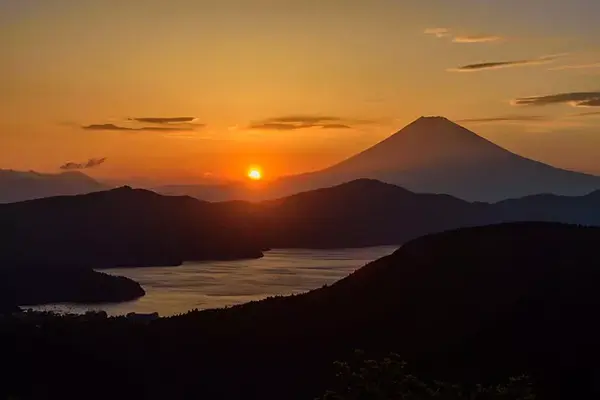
2,0,599,185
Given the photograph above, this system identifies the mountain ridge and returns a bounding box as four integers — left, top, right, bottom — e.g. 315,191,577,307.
4,118,599,204
3,178,600,270
0,169,109,203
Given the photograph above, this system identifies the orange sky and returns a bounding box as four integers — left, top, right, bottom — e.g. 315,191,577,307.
2,0,600,185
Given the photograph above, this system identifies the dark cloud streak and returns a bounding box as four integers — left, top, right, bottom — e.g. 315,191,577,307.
248,115,355,130
449,54,564,72
60,157,107,170
248,123,300,131
129,117,196,124
512,91,600,107
82,123,202,132
320,123,352,129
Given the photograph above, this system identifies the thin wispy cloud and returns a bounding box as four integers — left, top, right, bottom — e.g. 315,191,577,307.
82,123,204,132
448,54,564,72
457,115,547,124
249,123,301,131
320,123,352,129
457,113,594,133
128,117,197,124
248,115,359,131
571,110,600,117
452,35,503,43
60,157,107,170
549,62,600,71
425,28,503,44
512,91,600,107
424,28,450,38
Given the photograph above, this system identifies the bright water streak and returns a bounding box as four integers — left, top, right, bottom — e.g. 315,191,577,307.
28,246,397,317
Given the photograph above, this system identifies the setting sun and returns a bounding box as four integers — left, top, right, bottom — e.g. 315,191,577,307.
247,168,262,180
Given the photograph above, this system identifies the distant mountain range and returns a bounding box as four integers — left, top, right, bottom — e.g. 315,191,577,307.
154,116,600,202
3,117,599,204
2,179,600,271
0,169,108,203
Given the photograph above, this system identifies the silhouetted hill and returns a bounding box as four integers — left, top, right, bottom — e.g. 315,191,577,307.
0,267,144,308
0,186,263,269
256,179,496,248
494,189,600,225
258,117,600,202
4,180,600,272
0,169,108,203
3,223,600,399
154,182,250,202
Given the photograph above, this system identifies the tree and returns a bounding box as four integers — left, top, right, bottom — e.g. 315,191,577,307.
317,350,535,400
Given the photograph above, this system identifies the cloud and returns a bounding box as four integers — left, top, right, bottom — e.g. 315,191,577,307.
320,123,352,129
424,28,450,38
128,117,196,124
264,115,341,124
82,123,203,132
452,35,502,43
571,110,600,117
457,115,547,124
458,114,592,133
248,123,300,131
579,98,600,107
248,115,356,130
425,28,503,43
549,62,600,71
572,110,600,117
60,157,107,170
449,54,563,72
512,91,600,107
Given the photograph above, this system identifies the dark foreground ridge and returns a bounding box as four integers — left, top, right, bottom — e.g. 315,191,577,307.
3,222,600,399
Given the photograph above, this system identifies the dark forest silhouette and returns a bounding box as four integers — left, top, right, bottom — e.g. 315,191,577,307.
3,223,600,399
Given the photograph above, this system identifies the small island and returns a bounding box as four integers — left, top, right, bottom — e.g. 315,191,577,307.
0,267,145,311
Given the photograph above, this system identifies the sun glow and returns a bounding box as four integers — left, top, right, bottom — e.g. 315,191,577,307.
247,167,262,180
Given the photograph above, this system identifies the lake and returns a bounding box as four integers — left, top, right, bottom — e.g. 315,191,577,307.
27,246,398,317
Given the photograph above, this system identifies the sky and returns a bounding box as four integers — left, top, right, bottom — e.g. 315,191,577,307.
1,0,600,185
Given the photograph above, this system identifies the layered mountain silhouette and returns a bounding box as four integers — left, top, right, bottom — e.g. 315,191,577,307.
255,179,495,248
154,182,250,202
0,169,108,203
3,179,600,272
150,117,600,203
0,186,264,269
4,223,600,399
4,118,598,204
267,116,600,202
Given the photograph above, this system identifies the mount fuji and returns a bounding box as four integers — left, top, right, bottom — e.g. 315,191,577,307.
264,116,600,202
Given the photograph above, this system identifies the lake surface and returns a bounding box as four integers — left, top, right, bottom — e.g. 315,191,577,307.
28,246,398,317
